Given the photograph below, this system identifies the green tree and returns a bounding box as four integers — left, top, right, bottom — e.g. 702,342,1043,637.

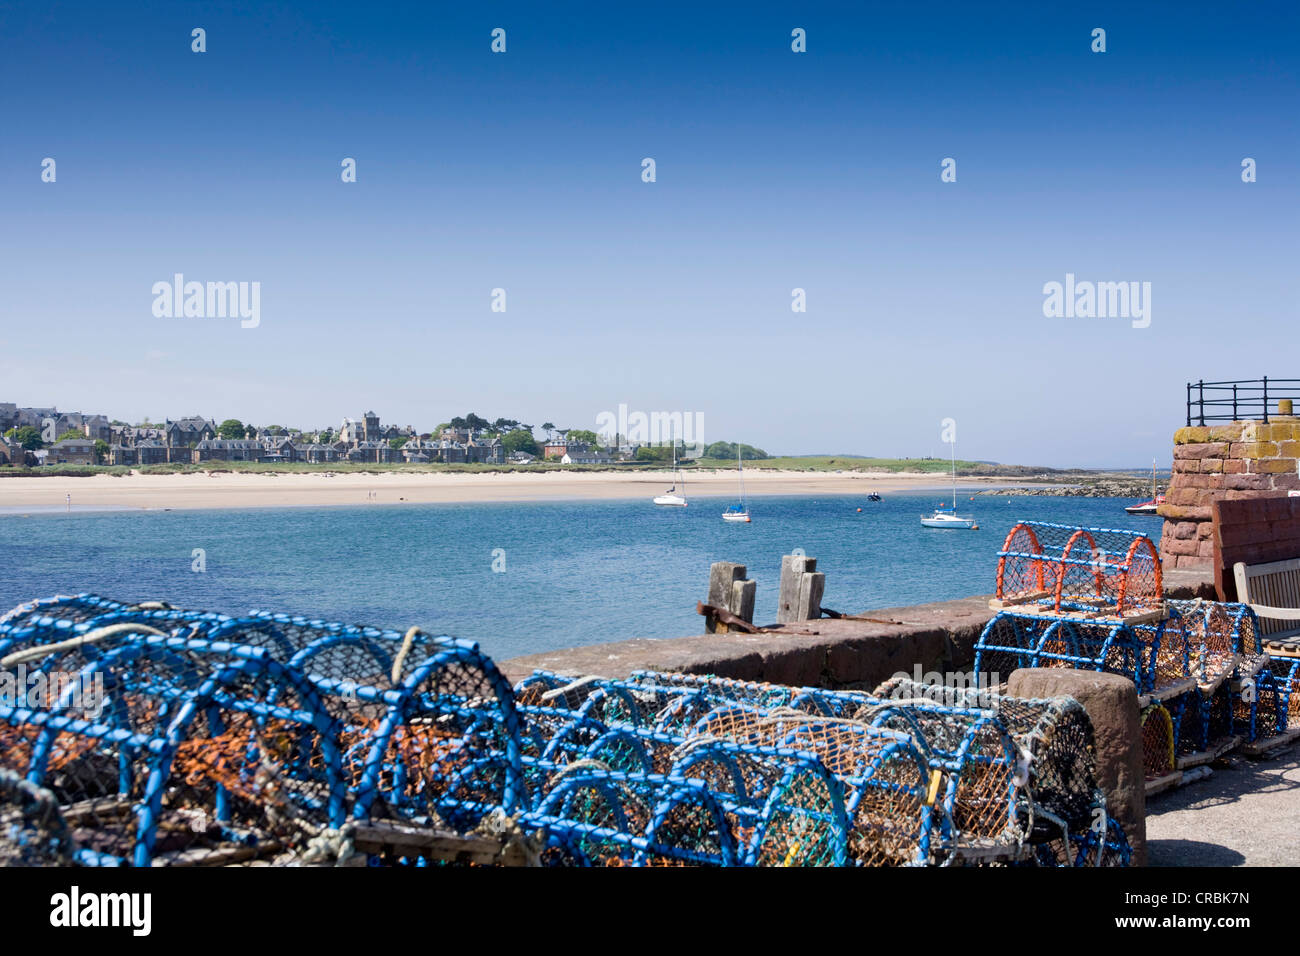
388,437,407,450
502,428,540,456
704,441,770,460
432,423,449,438
94,439,110,463
57,428,84,441
541,422,555,439
5,426,44,450
567,429,600,447
217,419,245,440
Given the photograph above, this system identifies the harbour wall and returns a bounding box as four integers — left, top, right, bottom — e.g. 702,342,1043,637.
1160,418,1300,570
500,567,1214,687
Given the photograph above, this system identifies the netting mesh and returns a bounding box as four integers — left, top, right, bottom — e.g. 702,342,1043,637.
1140,704,1175,780
0,595,1131,867
974,613,1155,692
995,522,1162,620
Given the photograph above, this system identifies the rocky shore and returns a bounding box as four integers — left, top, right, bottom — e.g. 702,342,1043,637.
973,474,1158,499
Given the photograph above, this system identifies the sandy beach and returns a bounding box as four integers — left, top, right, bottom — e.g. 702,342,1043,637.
0,469,1021,512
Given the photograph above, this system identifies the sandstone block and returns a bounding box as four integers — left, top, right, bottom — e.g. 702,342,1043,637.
1006,669,1146,865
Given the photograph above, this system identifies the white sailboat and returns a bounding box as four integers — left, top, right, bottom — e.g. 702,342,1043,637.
921,438,977,529
653,444,687,506
722,450,751,522
1124,460,1164,516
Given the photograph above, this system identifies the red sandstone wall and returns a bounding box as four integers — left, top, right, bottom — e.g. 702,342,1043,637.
1159,419,1300,569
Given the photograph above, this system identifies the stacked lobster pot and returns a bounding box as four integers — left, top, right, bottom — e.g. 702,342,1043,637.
0,594,1128,867
511,669,1130,866
0,594,525,867
983,525,1300,795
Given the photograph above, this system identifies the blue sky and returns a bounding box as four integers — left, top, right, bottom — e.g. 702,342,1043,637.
1,1,1295,466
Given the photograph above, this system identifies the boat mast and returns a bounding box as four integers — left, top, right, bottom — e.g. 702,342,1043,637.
738,448,746,506
950,439,957,509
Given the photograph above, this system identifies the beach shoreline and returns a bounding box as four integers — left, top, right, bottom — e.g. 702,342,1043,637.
0,469,1033,512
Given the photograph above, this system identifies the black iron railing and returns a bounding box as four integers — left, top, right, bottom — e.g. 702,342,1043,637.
1186,378,1300,426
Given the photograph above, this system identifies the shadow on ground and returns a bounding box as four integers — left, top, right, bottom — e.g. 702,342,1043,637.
1145,747,1300,866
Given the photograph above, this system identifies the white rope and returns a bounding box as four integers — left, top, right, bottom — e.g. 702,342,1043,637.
299,823,359,867
391,626,422,684
540,675,602,702
0,621,167,669
473,808,545,867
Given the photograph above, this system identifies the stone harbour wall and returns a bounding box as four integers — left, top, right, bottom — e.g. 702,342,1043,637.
1159,419,1300,570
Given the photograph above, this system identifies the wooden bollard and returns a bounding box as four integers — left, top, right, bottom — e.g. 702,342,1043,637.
706,562,756,633
777,554,824,623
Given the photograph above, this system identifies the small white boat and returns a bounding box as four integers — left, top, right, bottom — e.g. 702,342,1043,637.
920,510,977,529
722,451,751,522
921,437,977,529
654,445,688,507
1125,461,1164,516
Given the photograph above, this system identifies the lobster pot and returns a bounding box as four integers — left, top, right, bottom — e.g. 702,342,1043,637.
1267,657,1300,729
629,670,800,709
353,639,526,833
0,769,72,866
2,595,1133,868
531,773,741,867
973,612,1151,692
0,640,346,867
1166,600,1259,688
1206,682,1235,743
1131,617,1195,695
1169,690,1206,756
1231,659,1285,743
994,522,1163,620
1140,704,1176,780
0,594,135,657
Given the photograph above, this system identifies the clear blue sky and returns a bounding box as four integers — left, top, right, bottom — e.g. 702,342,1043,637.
1,1,1295,466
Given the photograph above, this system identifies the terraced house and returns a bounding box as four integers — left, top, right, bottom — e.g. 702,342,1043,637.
165,416,217,448
47,437,96,464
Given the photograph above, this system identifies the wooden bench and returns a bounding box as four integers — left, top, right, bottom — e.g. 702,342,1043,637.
1234,557,1300,656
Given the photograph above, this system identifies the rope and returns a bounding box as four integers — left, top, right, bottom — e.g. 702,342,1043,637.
473,808,545,867
0,768,74,864
540,675,603,702
391,626,421,684
0,621,168,669
298,823,360,867
548,757,613,783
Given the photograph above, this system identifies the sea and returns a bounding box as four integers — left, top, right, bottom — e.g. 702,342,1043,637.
0,490,1162,663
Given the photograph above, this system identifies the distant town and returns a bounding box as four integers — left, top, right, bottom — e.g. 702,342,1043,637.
0,404,766,469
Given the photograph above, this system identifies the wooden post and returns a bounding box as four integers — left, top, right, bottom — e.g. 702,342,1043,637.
706,562,755,633
778,554,819,623
732,578,757,625
797,571,825,621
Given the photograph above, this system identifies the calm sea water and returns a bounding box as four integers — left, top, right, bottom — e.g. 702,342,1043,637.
0,491,1161,662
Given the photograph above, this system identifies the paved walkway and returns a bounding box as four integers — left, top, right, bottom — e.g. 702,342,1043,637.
1146,745,1300,866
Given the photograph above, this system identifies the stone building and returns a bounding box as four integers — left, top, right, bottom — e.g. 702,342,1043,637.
1158,417,1300,569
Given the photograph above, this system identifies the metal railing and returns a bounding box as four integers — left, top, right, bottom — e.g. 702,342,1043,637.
1186,378,1300,426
